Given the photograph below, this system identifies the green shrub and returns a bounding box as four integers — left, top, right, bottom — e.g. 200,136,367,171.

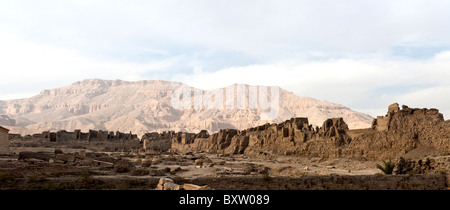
376,160,395,174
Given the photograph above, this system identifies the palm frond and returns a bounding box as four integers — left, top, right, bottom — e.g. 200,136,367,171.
376,160,395,174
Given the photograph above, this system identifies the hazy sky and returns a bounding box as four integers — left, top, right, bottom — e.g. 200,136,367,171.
1,0,450,118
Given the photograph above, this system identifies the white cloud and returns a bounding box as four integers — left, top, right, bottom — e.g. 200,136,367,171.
0,30,181,99
1,0,450,118
179,52,450,118
397,86,450,120
1,0,450,57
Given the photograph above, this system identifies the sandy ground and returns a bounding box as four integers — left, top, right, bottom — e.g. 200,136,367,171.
115,153,380,180
170,154,379,178
0,150,380,181
4,149,450,190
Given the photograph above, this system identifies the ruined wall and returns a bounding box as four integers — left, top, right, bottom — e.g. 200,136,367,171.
142,132,174,152
235,117,352,158
147,117,351,158
141,129,213,154
0,126,10,154
186,174,447,190
10,129,141,153
143,103,450,161
373,103,400,131
394,156,450,175
38,129,139,142
349,103,447,160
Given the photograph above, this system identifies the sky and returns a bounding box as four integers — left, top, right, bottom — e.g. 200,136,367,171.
1,0,450,118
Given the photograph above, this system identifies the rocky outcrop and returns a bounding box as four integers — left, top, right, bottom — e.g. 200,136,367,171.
143,103,450,161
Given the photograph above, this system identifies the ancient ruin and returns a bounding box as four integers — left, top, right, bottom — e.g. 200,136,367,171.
1,103,450,190
0,126,9,154
39,129,139,142
8,129,141,153
143,103,450,161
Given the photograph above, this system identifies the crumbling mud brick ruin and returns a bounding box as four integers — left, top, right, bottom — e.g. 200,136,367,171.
3,103,450,190
142,103,450,161
6,103,450,161
0,126,9,154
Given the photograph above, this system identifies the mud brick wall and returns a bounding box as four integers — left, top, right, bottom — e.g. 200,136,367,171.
0,127,9,154
186,174,447,190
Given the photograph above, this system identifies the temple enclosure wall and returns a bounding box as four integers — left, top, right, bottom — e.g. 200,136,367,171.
7,103,450,161
143,103,450,161
9,129,141,153
0,126,10,154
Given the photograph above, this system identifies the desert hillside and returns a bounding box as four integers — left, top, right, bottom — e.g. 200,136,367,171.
0,79,373,136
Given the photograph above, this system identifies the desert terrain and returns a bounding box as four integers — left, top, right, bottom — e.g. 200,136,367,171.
1,102,450,190
0,79,373,136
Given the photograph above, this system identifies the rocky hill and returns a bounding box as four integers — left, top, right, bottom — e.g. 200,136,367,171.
0,79,373,136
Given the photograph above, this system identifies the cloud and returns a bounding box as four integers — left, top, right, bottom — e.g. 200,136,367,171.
178,51,450,118
1,0,450,59
1,0,450,118
0,30,182,99
397,86,450,120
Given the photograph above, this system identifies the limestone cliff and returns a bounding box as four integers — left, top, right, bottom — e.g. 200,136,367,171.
0,79,373,136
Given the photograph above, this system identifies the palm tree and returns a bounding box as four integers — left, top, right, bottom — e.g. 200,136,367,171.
376,160,395,174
